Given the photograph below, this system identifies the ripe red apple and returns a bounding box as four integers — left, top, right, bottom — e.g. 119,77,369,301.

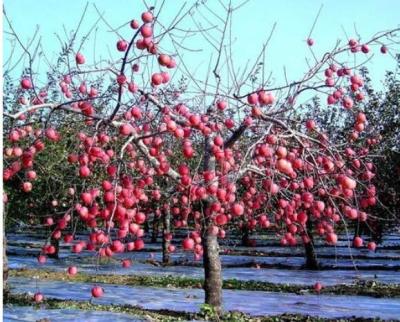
26,170,37,180
213,136,224,146
183,146,194,158
306,119,316,131
326,232,338,245
91,286,104,298
72,242,84,253
117,39,128,52
151,73,163,86
141,25,153,38
37,255,47,264
247,93,258,105
327,95,336,105
21,78,33,89
341,176,357,190
75,52,85,64
342,97,354,109
130,19,139,29
276,159,292,174
119,124,134,136
356,112,366,123
22,182,32,192
216,100,227,110
348,39,358,47
167,58,176,69
34,292,44,303
215,214,228,225
122,259,132,268
182,237,195,250
161,72,170,84
117,74,127,85
314,282,323,293
141,11,153,23
158,54,171,66
251,106,262,118
79,166,91,177
134,239,145,250
361,44,369,53
367,241,376,251
67,266,78,276
64,234,74,243
81,192,93,205
45,217,54,226
353,236,363,248
231,203,244,216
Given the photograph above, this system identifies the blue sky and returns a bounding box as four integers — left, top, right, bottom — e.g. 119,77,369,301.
3,0,400,94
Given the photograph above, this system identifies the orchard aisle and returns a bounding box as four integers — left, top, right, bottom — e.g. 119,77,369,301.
8,276,400,320
8,255,400,286
6,233,400,320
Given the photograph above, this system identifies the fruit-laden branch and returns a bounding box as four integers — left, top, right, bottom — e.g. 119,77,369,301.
108,26,143,121
234,27,400,99
4,100,181,182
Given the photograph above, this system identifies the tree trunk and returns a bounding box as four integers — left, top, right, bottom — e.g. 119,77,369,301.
162,210,171,264
202,232,222,313
3,233,9,301
201,136,222,313
151,214,160,243
304,240,319,269
241,227,250,246
304,220,319,270
143,219,150,234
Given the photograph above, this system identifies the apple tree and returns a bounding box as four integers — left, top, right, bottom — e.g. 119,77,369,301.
3,1,400,312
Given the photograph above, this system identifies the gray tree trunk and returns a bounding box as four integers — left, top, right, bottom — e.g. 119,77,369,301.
304,220,319,270
201,136,222,313
241,227,250,246
162,210,171,264
202,232,222,312
304,240,319,269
